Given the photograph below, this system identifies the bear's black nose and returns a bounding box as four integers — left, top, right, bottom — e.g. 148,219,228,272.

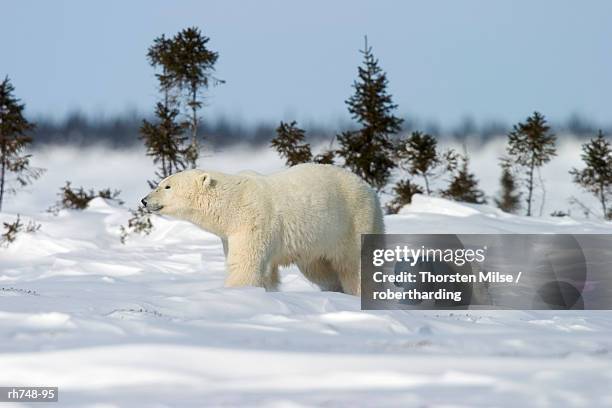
141,198,147,206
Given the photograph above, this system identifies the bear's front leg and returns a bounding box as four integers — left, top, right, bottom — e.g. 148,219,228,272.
224,233,269,289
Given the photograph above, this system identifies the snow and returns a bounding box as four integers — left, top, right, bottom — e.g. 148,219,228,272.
391,194,611,234
1,146,612,406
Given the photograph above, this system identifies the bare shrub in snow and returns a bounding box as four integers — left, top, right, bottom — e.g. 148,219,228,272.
119,207,153,244
385,179,423,214
48,182,123,214
1,214,40,247
97,187,124,204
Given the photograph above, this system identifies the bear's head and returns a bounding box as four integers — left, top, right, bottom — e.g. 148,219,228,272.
141,169,218,222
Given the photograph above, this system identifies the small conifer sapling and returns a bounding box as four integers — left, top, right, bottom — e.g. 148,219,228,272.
506,111,556,216
569,130,612,220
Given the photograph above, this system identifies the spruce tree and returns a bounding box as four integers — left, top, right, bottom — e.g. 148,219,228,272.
0,77,44,211
396,131,442,195
147,34,177,106
271,121,312,166
271,121,336,166
170,27,223,168
141,34,193,188
442,153,486,204
400,131,437,194
385,179,424,214
336,38,402,191
506,111,556,216
569,130,612,219
495,158,521,213
140,103,188,188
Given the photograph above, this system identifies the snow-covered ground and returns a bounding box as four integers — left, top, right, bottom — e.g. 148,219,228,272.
1,143,612,407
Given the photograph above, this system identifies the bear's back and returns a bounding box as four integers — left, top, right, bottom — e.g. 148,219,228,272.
270,163,365,186
264,163,378,221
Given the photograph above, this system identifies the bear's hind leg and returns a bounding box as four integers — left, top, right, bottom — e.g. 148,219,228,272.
332,256,361,296
297,259,343,292
264,266,280,291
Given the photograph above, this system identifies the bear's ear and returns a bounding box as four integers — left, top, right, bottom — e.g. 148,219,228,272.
200,172,215,188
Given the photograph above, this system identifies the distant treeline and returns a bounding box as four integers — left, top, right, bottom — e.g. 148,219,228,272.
31,112,333,148
30,111,610,149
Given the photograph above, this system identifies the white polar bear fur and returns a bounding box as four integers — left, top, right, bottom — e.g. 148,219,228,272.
142,163,384,295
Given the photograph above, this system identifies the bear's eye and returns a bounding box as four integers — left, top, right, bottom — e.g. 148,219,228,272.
165,185,171,190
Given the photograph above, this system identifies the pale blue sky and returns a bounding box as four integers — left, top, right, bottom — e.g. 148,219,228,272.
1,0,611,127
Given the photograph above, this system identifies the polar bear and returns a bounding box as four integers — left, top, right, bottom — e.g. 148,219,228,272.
141,164,384,295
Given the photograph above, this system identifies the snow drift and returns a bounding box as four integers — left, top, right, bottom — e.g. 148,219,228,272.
1,195,611,406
